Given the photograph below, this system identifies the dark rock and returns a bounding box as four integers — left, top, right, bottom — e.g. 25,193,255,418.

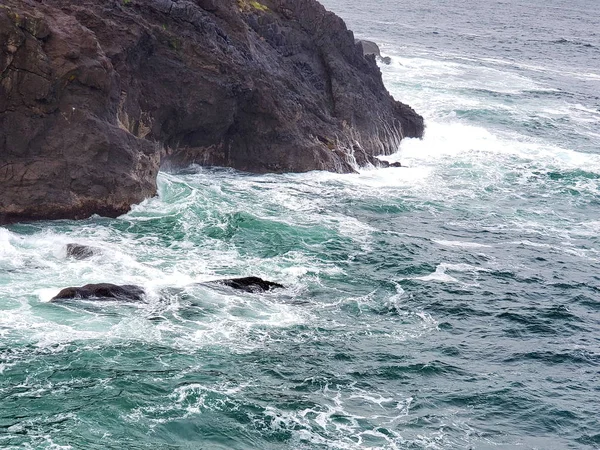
378,160,402,168
50,283,146,302
65,243,99,260
1,0,424,225
48,276,282,304
205,276,284,293
356,40,391,65
0,4,160,225
356,39,381,57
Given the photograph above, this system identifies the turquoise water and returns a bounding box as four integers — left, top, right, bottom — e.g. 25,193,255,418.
2,0,600,448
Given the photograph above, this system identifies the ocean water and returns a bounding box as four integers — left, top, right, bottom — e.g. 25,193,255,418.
1,0,599,448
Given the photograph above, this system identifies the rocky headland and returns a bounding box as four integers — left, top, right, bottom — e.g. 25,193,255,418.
0,0,424,224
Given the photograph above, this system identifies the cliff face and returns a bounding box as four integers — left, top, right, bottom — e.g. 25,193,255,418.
0,0,424,224
0,3,160,224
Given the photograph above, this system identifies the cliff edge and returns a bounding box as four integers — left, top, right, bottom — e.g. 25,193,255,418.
0,0,424,224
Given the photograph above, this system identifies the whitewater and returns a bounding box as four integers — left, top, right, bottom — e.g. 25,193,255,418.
1,0,599,448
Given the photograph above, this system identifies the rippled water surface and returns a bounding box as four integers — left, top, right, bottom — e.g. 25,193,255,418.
1,0,600,448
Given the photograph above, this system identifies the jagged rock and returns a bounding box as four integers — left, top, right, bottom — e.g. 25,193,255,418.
0,4,160,225
0,0,424,225
65,243,99,260
206,276,284,293
50,283,146,302
356,40,391,64
356,39,381,57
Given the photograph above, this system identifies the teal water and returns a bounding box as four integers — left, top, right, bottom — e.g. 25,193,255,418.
2,0,600,448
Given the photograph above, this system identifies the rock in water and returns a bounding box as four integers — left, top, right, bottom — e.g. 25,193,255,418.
378,160,402,168
48,277,281,303
207,277,284,293
0,0,424,225
66,244,99,260
50,284,146,302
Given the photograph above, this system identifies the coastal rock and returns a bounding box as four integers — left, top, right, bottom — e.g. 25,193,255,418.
50,283,146,302
356,39,390,64
356,39,381,57
0,0,424,225
49,276,283,303
205,276,284,293
0,4,160,225
379,161,402,168
66,243,99,260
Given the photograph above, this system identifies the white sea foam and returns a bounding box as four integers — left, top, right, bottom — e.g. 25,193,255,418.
371,47,600,184
395,118,600,176
412,263,491,285
0,221,310,352
386,53,551,96
414,265,461,283
434,240,493,248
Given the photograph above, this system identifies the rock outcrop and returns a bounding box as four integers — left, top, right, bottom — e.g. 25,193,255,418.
66,243,100,260
356,39,381,57
1,0,424,225
356,39,391,65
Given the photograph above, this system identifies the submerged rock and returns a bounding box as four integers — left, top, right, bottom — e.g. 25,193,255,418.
49,276,283,303
205,276,284,293
378,160,402,168
0,0,423,225
65,243,99,260
50,283,146,302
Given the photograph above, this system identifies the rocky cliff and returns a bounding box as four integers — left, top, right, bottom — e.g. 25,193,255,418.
0,0,424,224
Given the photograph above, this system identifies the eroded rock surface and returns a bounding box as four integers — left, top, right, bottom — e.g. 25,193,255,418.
356,39,381,57
1,0,424,224
0,4,159,225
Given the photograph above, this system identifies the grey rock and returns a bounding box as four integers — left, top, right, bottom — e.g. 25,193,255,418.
66,243,99,260
356,39,381,57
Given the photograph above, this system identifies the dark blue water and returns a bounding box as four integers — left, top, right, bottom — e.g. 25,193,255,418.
1,0,599,448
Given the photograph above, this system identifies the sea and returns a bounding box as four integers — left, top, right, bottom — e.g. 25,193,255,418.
1,0,599,448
